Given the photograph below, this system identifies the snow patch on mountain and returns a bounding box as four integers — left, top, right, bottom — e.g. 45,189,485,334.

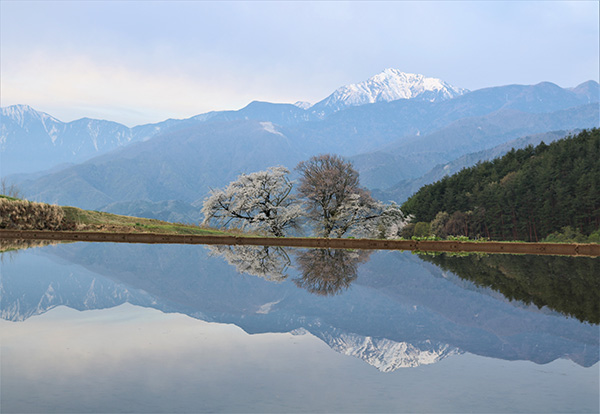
312,68,468,115
1,105,64,145
293,101,311,110
0,105,150,175
256,299,281,314
260,121,285,137
87,120,101,151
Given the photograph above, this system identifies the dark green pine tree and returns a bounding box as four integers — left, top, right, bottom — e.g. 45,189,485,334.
401,129,600,241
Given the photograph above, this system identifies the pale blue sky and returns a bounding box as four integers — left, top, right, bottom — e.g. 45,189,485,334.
1,0,598,126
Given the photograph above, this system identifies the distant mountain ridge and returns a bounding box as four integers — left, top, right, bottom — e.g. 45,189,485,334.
1,105,134,175
373,130,580,203
352,103,599,191
0,69,468,176
2,73,597,177
17,120,306,209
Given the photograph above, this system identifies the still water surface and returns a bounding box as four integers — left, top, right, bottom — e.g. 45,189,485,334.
1,242,598,413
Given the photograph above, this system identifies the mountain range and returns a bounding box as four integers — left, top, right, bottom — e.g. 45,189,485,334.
1,69,598,220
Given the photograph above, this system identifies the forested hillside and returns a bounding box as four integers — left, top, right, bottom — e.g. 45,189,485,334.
401,129,600,241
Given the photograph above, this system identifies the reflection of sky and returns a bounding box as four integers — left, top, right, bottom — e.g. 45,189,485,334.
2,304,598,413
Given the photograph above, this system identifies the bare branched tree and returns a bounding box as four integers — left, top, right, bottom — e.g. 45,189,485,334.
1,178,24,199
296,154,405,238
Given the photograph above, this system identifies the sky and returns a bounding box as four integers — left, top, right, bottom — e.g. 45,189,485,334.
1,0,598,127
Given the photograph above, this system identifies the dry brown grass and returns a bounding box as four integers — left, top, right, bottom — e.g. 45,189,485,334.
0,197,228,236
0,198,65,230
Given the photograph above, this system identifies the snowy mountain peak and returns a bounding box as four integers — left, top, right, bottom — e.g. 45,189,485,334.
1,104,61,127
311,69,468,114
0,104,139,175
293,101,312,110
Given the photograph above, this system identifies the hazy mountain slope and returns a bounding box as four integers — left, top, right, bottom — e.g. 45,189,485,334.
374,130,578,203
17,103,599,212
394,104,598,159
353,104,599,190
20,120,305,209
4,78,597,177
291,81,599,156
197,101,316,126
569,80,600,102
101,199,203,224
0,103,314,176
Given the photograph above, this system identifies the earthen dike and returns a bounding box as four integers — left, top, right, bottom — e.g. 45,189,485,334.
1,230,599,257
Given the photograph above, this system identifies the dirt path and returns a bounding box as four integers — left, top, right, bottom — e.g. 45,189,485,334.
1,229,598,257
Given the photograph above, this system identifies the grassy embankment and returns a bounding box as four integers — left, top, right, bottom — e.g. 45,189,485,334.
1,195,599,257
0,195,227,236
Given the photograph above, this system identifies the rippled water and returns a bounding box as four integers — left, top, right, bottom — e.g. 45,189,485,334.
1,242,598,413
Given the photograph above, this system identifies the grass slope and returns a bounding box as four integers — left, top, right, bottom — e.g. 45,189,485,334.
0,195,226,236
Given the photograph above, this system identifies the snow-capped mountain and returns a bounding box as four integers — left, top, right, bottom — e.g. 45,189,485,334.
0,105,134,148
311,68,468,115
1,104,64,144
0,102,312,176
1,105,139,175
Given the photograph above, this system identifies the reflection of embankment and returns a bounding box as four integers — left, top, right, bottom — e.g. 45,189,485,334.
1,239,59,254
419,253,600,324
1,230,599,256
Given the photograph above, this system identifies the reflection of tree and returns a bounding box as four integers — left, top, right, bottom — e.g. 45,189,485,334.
294,249,371,296
419,253,600,324
207,245,372,296
206,245,291,282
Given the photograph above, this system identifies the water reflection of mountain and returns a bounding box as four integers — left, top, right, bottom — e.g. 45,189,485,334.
309,327,462,371
0,247,186,321
1,243,598,369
